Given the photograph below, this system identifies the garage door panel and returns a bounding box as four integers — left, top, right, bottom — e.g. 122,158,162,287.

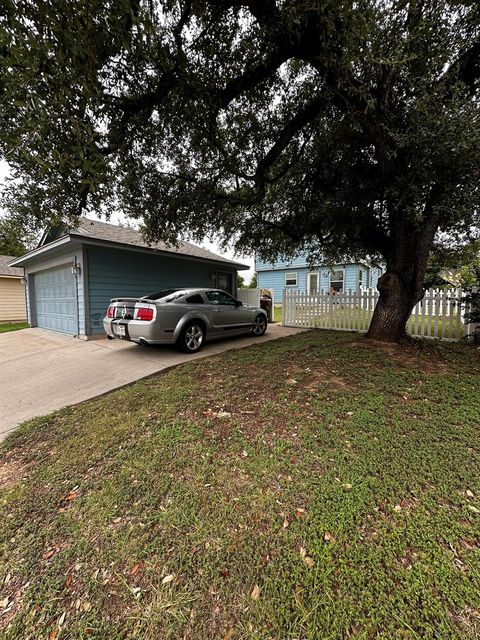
34,266,76,334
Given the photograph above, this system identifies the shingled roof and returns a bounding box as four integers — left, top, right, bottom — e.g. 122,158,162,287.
69,218,247,268
0,255,23,278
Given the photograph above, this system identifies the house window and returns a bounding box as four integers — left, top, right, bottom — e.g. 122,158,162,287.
358,269,363,289
329,268,344,293
216,272,233,294
307,272,319,294
285,272,298,287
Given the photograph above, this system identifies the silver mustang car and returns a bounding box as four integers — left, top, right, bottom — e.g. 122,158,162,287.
103,288,268,353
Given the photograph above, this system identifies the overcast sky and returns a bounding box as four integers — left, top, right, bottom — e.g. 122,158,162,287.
0,160,256,282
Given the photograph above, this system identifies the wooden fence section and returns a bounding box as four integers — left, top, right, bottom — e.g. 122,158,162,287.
282,288,472,341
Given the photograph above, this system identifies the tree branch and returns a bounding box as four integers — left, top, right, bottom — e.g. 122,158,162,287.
438,41,480,94
253,94,326,193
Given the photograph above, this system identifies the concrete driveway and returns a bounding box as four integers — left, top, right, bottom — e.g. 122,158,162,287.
0,325,303,441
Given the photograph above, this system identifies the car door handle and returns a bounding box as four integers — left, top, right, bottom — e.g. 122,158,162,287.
213,308,222,313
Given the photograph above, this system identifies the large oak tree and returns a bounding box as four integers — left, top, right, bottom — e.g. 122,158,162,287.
1,0,479,340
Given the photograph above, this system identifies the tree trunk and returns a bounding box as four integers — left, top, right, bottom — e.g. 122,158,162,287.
366,271,420,342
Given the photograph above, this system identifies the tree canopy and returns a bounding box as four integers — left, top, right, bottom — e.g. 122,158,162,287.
1,0,479,339
0,213,39,256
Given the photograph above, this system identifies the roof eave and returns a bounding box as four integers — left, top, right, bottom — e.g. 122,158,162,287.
69,233,249,270
8,236,73,267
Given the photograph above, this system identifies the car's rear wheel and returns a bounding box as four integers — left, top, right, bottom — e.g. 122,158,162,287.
177,321,205,353
251,314,267,337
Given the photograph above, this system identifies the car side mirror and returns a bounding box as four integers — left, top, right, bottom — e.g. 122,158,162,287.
235,300,243,307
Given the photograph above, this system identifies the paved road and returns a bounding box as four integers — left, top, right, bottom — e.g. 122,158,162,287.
0,325,304,441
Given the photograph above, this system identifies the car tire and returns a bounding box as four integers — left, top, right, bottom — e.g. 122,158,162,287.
251,314,267,337
177,321,205,353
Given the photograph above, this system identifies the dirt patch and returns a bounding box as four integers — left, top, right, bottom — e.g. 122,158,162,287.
451,606,480,639
348,338,453,373
0,456,27,490
303,370,350,390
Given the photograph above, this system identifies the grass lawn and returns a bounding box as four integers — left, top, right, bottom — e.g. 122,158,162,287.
0,322,29,334
0,331,479,639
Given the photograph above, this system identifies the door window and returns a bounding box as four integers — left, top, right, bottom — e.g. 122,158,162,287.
307,272,319,294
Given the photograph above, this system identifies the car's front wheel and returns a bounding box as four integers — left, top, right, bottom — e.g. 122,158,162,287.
177,321,205,353
251,314,267,337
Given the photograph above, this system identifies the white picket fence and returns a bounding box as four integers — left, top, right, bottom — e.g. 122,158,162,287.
282,288,473,341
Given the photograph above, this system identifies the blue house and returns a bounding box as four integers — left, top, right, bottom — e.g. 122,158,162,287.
10,217,248,338
256,255,383,303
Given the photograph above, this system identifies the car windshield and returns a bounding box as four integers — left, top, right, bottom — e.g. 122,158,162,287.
142,289,181,301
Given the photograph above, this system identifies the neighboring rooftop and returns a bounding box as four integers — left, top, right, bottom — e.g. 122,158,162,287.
0,255,23,277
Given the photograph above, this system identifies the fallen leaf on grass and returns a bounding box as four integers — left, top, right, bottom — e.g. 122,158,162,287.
303,556,315,568
0,596,10,609
324,531,335,543
468,505,480,514
64,490,77,502
343,483,353,492
393,504,402,512
466,490,474,498
250,584,260,600
162,574,175,585
64,573,73,589
49,631,56,640
130,562,143,577
224,628,236,640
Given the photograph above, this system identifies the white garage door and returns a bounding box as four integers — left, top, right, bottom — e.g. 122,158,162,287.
34,266,77,334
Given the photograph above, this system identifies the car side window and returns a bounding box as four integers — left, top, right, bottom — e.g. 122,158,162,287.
206,291,236,305
185,294,204,304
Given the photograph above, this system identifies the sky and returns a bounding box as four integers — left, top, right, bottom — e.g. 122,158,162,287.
0,160,256,283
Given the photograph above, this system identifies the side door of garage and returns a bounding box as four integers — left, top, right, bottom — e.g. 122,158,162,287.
34,265,77,334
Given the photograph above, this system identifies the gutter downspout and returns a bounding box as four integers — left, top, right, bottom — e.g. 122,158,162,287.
73,257,80,338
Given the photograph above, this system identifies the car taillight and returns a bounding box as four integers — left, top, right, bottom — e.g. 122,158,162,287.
136,307,154,321
107,305,114,318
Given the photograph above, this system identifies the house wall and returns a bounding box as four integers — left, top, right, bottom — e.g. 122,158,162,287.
86,246,238,335
257,264,366,303
23,248,85,335
255,255,308,271
0,277,27,323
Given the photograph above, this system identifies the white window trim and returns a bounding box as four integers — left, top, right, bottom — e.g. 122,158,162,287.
328,267,345,292
285,272,298,287
307,271,320,294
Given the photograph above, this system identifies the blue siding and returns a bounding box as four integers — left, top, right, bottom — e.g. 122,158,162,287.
258,263,382,303
255,255,308,271
87,246,237,334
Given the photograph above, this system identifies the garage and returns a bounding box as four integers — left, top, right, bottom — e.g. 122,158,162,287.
11,217,248,339
34,265,77,334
